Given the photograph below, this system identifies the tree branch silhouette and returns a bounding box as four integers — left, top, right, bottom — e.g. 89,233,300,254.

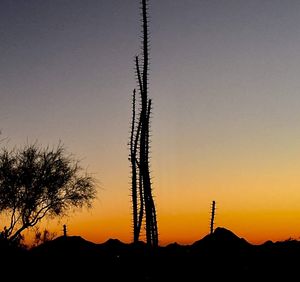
0,143,96,243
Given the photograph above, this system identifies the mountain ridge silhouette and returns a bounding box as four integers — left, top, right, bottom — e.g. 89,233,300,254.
2,226,299,280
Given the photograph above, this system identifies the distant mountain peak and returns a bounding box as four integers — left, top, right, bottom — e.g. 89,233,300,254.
192,226,250,248
102,238,125,246
213,227,242,240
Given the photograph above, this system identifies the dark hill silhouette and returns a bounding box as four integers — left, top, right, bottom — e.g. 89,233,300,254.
102,238,124,246
1,227,299,281
192,226,250,248
31,235,96,255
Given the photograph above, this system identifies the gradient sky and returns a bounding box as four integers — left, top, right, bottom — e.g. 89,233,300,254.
2,0,300,246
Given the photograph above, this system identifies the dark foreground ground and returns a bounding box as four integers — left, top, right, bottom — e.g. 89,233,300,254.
1,227,299,281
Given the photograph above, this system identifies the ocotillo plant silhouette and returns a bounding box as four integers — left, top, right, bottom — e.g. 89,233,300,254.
129,0,158,247
63,224,67,237
210,201,216,234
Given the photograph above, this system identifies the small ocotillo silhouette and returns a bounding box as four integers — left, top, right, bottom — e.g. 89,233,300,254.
63,224,67,237
210,201,216,234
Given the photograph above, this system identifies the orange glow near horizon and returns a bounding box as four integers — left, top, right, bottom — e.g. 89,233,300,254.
25,151,300,247
8,132,300,247
15,129,300,247
30,204,300,247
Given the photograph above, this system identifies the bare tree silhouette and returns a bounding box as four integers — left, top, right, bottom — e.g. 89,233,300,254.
129,0,158,247
0,143,96,243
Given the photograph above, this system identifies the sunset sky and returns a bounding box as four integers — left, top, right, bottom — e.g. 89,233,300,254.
2,0,300,246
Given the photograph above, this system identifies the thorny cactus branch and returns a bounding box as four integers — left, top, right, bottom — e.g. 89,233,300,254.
129,0,158,247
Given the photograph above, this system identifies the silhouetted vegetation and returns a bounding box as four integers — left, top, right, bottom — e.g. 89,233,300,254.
32,228,57,247
63,224,67,237
210,200,216,234
129,0,158,247
0,143,96,243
